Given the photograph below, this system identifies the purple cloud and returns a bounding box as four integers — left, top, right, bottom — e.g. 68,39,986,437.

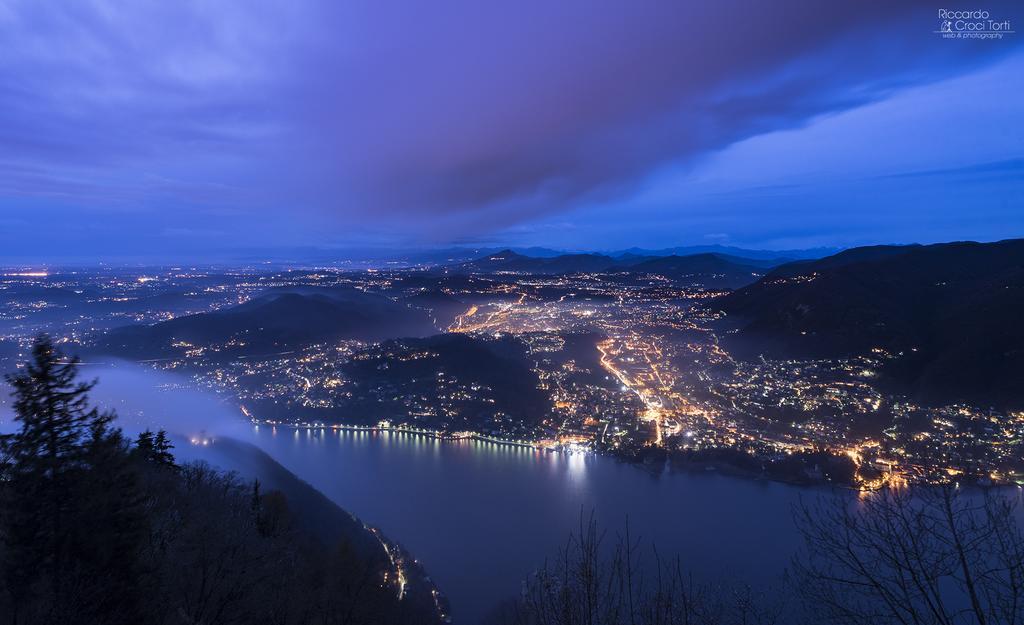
0,0,1020,252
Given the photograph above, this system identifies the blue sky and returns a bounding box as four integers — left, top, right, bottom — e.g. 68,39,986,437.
0,0,1020,259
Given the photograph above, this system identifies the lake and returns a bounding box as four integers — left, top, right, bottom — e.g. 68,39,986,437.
244,426,814,623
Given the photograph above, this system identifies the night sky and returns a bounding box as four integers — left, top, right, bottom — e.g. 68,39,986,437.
0,1,1021,260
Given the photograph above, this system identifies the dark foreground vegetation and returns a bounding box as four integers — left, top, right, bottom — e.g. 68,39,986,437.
0,336,439,625
486,486,1024,625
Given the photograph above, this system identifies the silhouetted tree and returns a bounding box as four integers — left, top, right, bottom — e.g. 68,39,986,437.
133,429,176,469
0,335,133,625
73,422,148,624
134,429,155,459
152,429,175,467
488,513,784,625
793,486,1024,625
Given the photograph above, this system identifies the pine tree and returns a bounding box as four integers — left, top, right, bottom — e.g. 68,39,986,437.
3,335,112,475
76,422,148,625
0,335,143,625
152,430,176,468
133,429,176,469
133,429,155,460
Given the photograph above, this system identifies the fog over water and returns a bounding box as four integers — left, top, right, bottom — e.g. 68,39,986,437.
84,363,252,440
0,362,246,438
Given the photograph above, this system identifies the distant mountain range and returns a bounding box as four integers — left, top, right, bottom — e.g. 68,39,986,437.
415,244,833,266
627,253,777,272
221,244,835,267
449,250,620,274
445,249,776,288
610,244,837,261
720,239,1024,409
96,287,436,359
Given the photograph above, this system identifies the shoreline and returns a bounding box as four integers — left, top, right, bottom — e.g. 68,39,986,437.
250,419,862,489
253,420,543,450
247,419,1022,492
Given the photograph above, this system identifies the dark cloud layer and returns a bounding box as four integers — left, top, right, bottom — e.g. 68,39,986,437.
0,0,1020,253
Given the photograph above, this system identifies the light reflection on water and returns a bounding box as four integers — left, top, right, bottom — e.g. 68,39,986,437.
246,426,810,624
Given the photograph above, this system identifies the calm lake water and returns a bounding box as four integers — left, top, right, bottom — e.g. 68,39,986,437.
243,427,813,623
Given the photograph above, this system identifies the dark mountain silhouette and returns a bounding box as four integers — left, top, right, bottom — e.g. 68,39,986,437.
720,239,1024,409
96,287,435,359
765,244,922,278
627,253,768,288
341,333,549,432
403,289,468,329
404,245,565,265
449,250,774,287
449,250,624,274
369,244,829,266
190,436,446,617
612,244,835,262
189,436,381,549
